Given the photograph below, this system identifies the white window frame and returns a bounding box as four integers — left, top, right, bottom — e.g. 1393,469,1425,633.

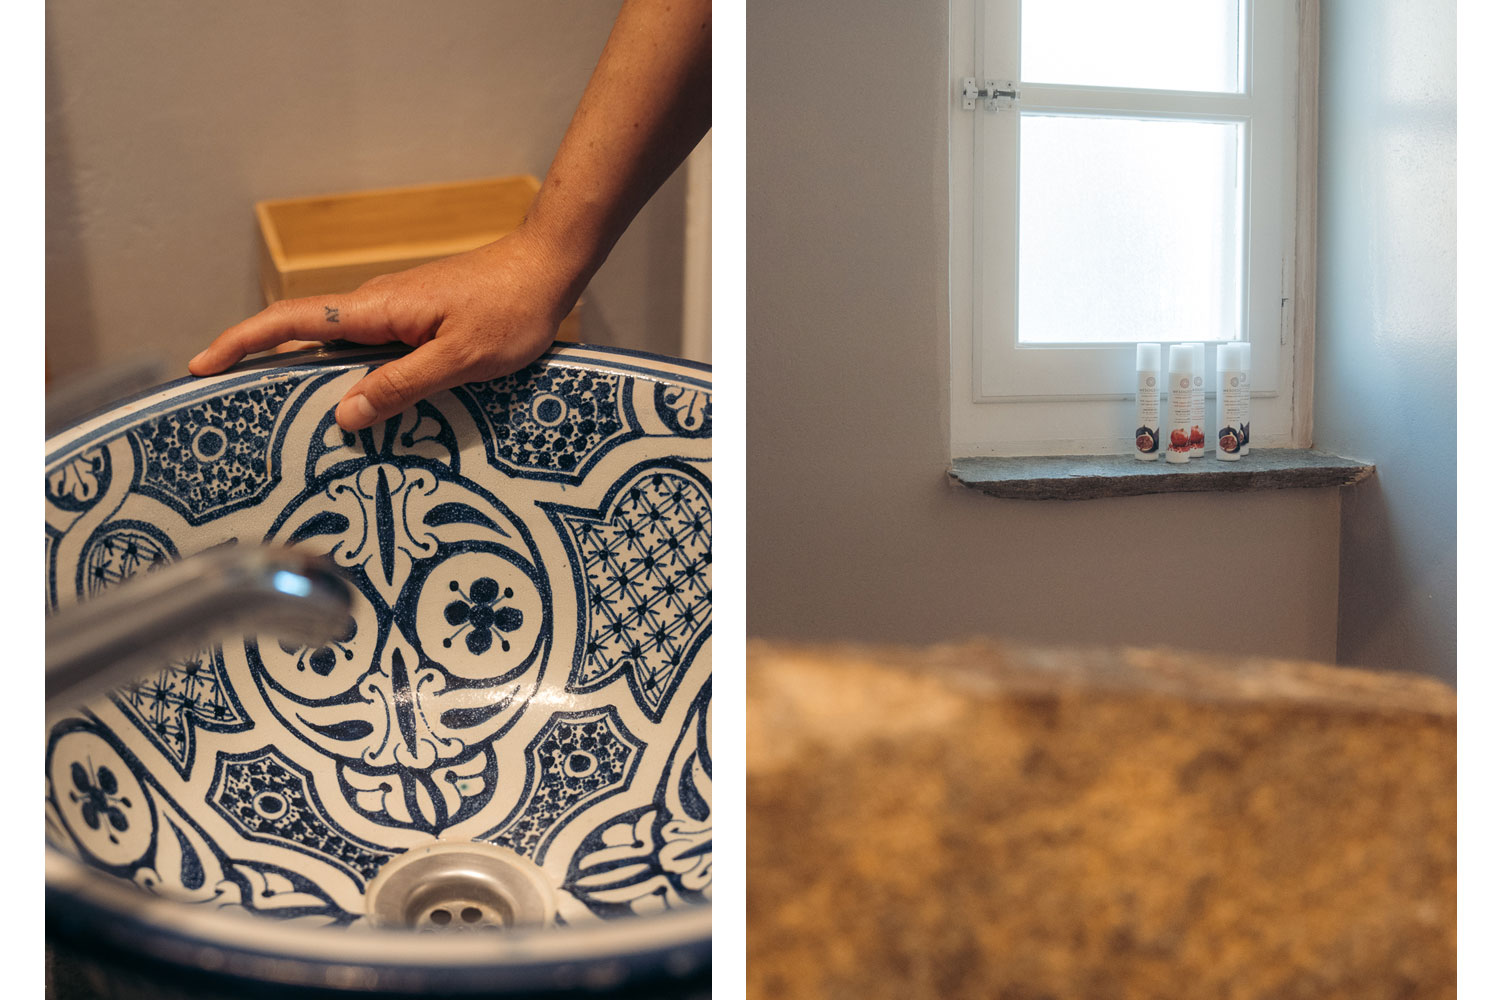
950,0,1318,457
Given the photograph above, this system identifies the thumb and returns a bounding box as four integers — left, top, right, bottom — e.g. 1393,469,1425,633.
335,338,475,431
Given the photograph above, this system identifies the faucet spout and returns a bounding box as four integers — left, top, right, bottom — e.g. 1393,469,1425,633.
46,546,351,710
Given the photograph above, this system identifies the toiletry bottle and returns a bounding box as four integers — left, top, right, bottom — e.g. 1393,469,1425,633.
1216,343,1249,461
1165,345,1193,464
1234,342,1251,455
1134,344,1160,461
1189,343,1206,457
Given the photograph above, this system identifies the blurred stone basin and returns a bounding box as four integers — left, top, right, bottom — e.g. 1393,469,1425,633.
748,640,1454,1000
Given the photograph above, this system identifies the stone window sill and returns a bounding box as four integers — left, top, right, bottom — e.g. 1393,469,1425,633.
949,449,1375,501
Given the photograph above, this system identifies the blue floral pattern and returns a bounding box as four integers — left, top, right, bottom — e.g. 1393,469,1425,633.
564,679,711,916
211,747,393,883
46,447,110,512
443,576,526,654
456,365,643,483
70,760,131,842
485,707,645,863
129,380,299,524
44,346,711,927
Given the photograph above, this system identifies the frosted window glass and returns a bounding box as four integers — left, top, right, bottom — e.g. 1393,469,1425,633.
1022,0,1241,93
1016,115,1242,344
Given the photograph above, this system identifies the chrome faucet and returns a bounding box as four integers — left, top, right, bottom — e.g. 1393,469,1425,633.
46,546,351,710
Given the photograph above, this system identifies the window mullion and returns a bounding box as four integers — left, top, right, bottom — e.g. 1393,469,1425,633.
980,0,1020,81
1016,85,1252,121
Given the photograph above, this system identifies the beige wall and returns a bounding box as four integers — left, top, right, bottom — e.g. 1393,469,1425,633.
747,0,1341,662
46,0,687,382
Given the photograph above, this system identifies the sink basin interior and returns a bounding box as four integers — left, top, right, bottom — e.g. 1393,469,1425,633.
44,345,712,956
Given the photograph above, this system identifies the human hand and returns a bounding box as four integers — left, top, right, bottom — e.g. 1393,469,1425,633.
188,224,582,431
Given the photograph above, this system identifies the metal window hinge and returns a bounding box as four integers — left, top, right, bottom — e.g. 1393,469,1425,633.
960,77,1017,112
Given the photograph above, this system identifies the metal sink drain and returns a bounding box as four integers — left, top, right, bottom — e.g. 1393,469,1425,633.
364,841,558,933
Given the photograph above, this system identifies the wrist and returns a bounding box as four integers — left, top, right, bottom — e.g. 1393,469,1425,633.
504,216,601,327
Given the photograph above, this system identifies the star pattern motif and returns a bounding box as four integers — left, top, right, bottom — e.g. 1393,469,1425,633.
83,527,171,596
116,648,249,777
557,469,711,720
80,527,251,777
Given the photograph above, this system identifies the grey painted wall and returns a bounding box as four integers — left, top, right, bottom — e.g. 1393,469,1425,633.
748,0,1341,662
46,0,687,383
1315,0,1456,680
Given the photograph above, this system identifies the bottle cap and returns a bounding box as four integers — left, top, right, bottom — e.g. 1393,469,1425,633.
1136,343,1160,371
1233,342,1252,371
1190,343,1205,376
1217,343,1246,372
1168,344,1194,373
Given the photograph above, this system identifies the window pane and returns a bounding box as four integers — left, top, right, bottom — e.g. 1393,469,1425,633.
1016,115,1243,345
1022,0,1241,93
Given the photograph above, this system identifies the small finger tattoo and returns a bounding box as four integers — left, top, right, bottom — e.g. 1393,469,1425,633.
324,306,340,323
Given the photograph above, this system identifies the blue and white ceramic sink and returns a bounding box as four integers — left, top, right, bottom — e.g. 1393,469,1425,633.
44,344,711,996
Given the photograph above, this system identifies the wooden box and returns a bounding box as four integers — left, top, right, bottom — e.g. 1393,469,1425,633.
255,175,581,340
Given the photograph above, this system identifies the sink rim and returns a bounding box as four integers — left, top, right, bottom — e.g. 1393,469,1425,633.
48,848,710,994
45,339,712,460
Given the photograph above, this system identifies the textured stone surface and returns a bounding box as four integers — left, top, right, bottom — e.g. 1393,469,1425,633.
747,641,1455,1000
950,449,1375,500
